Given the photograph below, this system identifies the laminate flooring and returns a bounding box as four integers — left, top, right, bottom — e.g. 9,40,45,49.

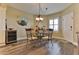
0,39,78,55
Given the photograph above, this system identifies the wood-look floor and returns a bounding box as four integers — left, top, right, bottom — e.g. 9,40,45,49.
0,39,79,55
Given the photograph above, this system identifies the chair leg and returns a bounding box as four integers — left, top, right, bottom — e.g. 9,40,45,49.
48,33,53,46
31,34,32,40
26,34,29,48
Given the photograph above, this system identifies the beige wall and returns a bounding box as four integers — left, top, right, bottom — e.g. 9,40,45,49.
47,4,79,46
0,4,6,46
61,4,79,46
6,4,79,46
6,6,49,41
6,5,64,40
6,6,35,40
47,12,63,37
0,3,79,47
73,4,79,45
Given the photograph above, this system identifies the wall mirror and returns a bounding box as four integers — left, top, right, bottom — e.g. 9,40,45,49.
17,16,27,26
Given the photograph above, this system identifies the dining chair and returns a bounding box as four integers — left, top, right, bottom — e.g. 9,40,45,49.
25,28,41,48
47,29,53,42
25,28,33,47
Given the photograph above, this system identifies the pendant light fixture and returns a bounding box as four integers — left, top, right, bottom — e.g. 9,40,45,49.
36,3,43,21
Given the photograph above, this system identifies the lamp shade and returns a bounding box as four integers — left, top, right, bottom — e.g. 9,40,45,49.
36,16,43,21
40,17,43,21
36,17,40,21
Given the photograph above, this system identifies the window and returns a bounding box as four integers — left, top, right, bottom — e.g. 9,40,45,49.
49,18,59,31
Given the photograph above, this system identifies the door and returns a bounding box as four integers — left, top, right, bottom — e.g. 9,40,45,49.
62,12,73,43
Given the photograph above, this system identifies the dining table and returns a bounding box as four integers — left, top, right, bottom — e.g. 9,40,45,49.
26,28,53,48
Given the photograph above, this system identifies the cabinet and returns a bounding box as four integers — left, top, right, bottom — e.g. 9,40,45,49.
6,30,17,44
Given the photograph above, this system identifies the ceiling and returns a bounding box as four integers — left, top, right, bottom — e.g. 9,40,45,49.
8,3,71,15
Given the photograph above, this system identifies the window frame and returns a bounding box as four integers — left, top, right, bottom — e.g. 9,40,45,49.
49,17,59,32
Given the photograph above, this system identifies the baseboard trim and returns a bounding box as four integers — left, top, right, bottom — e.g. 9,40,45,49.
0,43,5,47
17,36,78,47
71,42,78,46
53,36,78,47
53,36,64,40
17,37,27,40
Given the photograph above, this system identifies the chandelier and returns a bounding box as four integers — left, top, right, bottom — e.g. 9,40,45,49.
36,3,43,21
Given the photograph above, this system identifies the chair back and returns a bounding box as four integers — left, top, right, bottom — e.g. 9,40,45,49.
25,28,32,40
25,28,32,34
